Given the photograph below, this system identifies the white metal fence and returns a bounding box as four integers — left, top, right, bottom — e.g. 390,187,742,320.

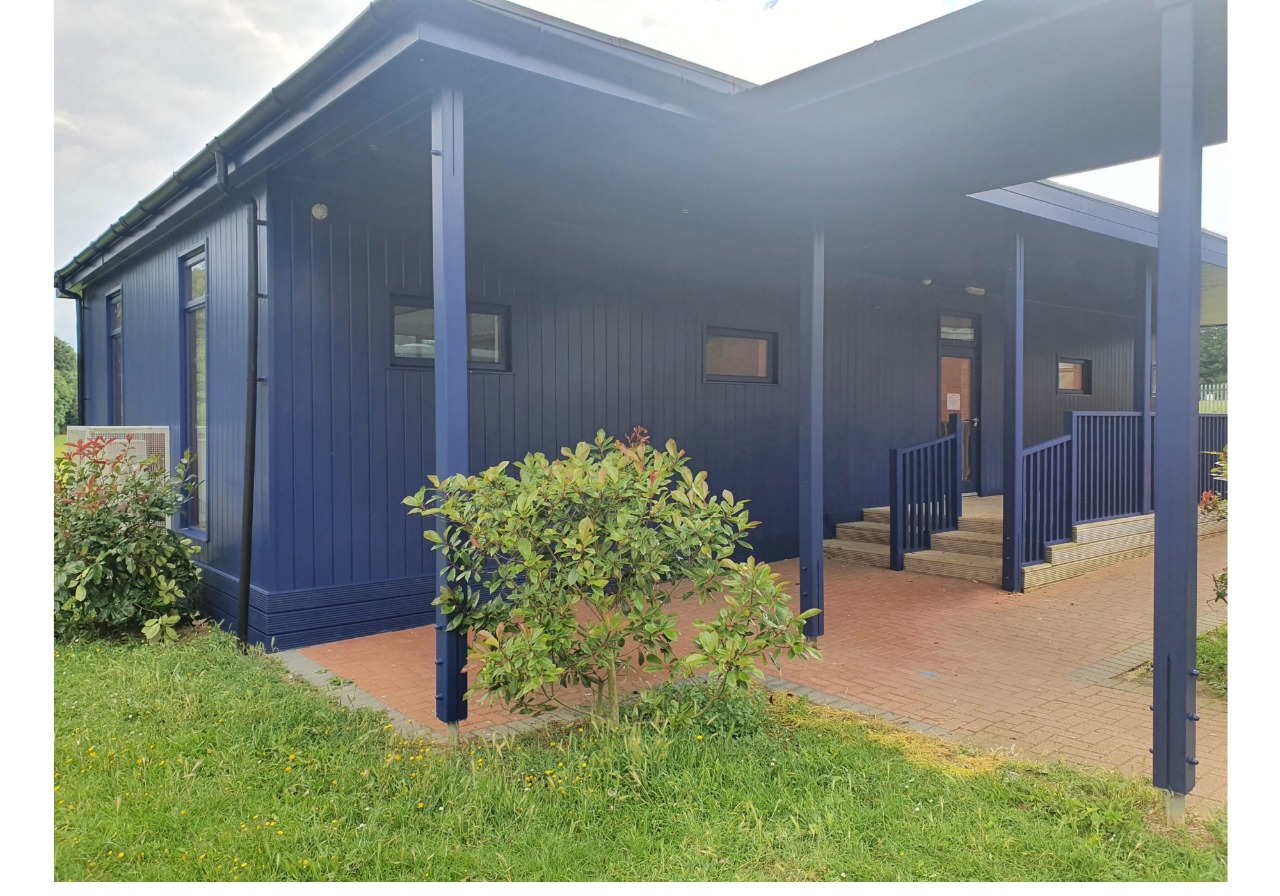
1199,382,1227,413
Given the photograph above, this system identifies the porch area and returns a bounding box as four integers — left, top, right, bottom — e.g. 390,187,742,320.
826,493,1228,590
285,531,1229,813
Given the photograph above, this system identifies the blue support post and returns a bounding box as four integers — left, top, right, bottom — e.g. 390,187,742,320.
799,216,825,640
1135,256,1155,514
432,87,469,727
1152,0,1202,801
1001,230,1026,592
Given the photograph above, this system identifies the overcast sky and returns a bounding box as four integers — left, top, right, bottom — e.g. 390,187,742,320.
53,0,1229,345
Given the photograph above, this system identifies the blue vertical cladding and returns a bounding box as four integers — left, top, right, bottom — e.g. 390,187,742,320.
79,190,268,605
1023,301,1138,446
250,177,1159,648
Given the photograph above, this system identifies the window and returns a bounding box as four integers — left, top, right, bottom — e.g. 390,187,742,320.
391,295,510,371
1058,358,1091,395
704,327,777,383
940,313,976,342
182,251,208,531
108,291,123,424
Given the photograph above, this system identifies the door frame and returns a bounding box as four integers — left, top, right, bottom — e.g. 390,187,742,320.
937,310,981,493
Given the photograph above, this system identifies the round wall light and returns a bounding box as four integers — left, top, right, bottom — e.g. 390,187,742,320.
311,203,329,221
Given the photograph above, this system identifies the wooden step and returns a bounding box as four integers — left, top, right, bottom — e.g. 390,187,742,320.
861,506,891,525
1073,514,1154,543
1026,517,1226,590
823,538,891,568
903,549,1002,585
835,521,891,545
957,515,1003,537
930,528,1002,558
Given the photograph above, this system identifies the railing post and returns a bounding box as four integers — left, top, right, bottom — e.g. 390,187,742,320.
798,215,825,640
889,448,905,571
949,412,963,527
432,87,469,730
1065,410,1079,528
1152,0,1202,802
1136,256,1155,514
1001,230,1026,593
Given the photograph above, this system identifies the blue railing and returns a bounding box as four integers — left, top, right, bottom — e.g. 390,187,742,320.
1198,414,1227,500
1020,434,1072,566
889,413,963,570
1018,411,1227,568
1070,411,1146,524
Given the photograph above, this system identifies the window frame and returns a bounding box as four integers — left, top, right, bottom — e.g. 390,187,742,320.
180,248,209,535
108,289,124,425
702,326,779,385
938,311,978,345
1056,356,1092,395
389,294,512,372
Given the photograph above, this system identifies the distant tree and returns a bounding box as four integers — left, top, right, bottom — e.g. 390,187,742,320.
54,337,78,434
1200,325,1227,383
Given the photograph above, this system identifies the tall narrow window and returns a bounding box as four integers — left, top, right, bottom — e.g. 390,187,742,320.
108,292,123,424
182,252,208,531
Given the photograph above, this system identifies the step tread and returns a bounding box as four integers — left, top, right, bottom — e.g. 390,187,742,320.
823,539,890,556
906,549,1001,569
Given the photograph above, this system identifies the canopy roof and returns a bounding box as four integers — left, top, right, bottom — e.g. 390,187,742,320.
56,0,1227,290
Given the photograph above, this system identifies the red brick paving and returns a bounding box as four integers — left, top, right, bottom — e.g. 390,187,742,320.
299,534,1228,813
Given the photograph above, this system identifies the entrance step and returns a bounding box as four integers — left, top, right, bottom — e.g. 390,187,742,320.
930,528,1002,558
903,549,1002,585
834,521,891,545
823,538,890,568
1024,514,1228,591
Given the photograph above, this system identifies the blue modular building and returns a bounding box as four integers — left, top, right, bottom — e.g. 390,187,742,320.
57,0,1226,793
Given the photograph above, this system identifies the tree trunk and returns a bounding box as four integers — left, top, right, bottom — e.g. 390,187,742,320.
606,663,619,725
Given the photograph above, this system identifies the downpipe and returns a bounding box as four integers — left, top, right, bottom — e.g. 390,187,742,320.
213,146,264,649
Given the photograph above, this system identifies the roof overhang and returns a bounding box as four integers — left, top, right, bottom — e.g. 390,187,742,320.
57,0,1229,293
970,180,1227,326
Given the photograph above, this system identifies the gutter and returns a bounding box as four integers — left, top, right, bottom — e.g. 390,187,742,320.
55,275,86,427
213,147,264,649
55,0,413,290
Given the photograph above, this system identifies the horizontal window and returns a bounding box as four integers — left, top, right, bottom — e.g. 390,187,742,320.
940,313,975,342
705,327,777,384
392,296,510,371
1057,358,1092,395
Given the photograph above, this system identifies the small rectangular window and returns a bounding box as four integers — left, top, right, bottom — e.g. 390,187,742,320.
940,314,975,342
108,292,124,424
182,251,208,532
704,327,777,383
1058,358,1091,395
391,295,509,370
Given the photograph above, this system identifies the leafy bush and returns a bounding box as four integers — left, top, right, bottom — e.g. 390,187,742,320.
405,427,819,723
54,437,201,642
628,679,768,738
1198,446,1227,602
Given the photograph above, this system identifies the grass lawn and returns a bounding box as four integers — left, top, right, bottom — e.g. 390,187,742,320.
54,630,1226,882
1196,625,1227,698
55,434,68,458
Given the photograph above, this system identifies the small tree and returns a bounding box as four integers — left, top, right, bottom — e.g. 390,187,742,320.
55,437,202,641
405,427,818,722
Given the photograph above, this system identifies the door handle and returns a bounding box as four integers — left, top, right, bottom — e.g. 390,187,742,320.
971,417,979,428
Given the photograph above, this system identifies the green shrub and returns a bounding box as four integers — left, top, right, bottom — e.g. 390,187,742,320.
628,679,768,738
54,436,201,642
406,427,819,723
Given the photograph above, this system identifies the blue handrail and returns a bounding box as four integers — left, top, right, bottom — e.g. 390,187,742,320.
1019,411,1228,568
889,413,963,570
1020,434,1072,566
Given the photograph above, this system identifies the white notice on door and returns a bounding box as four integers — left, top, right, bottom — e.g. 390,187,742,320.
946,393,961,410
